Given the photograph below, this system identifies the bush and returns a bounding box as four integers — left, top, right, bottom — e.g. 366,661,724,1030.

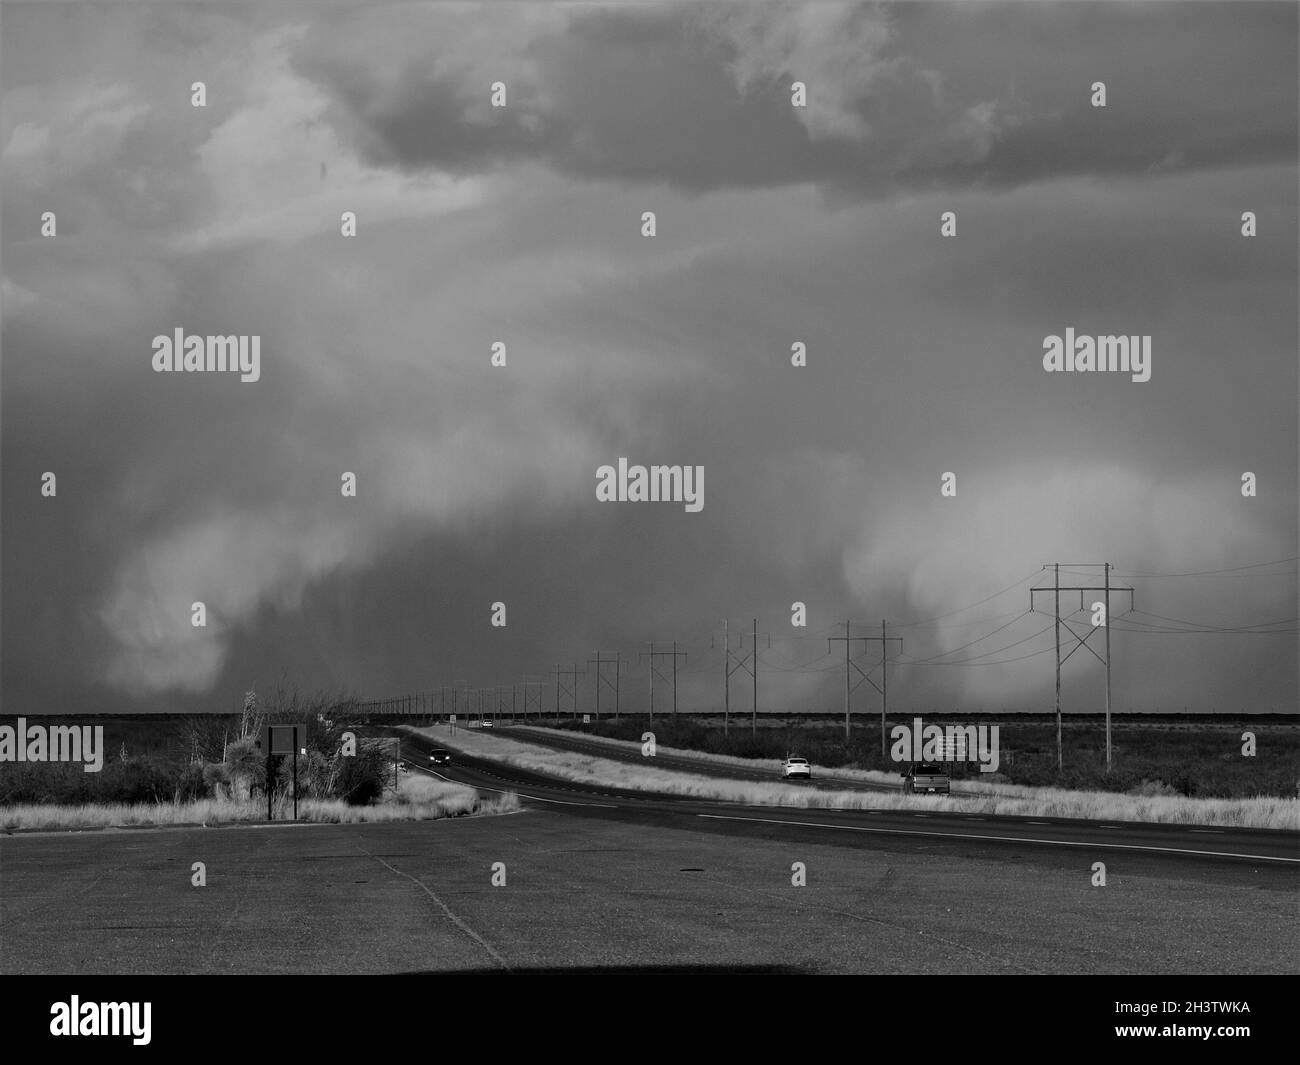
334,757,387,805
202,761,230,796
176,763,209,802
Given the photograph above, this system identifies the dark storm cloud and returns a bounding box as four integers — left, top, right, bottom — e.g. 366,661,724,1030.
296,1,1297,195
2,1,1295,716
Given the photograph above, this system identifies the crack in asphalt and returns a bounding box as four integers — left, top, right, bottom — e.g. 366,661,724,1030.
356,844,511,972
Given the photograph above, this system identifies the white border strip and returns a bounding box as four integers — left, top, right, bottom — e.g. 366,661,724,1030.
696,813,1300,864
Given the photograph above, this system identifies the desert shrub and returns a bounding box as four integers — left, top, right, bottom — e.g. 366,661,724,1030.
329,740,394,805
175,762,209,802
333,758,386,805
202,761,230,799
222,736,265,798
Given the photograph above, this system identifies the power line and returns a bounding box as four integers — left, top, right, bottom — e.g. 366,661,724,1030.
899,639,1059,667
905,610,1033,663
1123,608,1297,632
1113,556,1298,578
898,621,1057,665
891,571,1041,629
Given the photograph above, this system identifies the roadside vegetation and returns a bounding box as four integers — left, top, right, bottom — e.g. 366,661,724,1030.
428,726,1299,831
0,773,518,832
0,683,517,831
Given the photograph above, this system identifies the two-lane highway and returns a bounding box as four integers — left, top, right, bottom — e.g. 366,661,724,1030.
393,725,1300,873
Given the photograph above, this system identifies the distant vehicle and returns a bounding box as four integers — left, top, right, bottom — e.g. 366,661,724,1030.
428,749,452,766
481,720,494,730
902,762,950,795
782,756,811,780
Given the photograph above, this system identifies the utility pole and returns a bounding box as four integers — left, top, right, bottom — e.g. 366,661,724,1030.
1055,564,1061,771
643,642,655,720
674,640,681,718
830,621,901,756
745,619,772,735
589,652,622,719
715,619,768,735
642,641,689,721
520,676,543,722
555,663,585,721
827,621,868,742
1031,563,1134,772
1104,562,1112,772
713,620,734,735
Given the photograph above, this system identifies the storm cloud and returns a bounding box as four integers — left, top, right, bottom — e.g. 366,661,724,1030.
2,2,1295,717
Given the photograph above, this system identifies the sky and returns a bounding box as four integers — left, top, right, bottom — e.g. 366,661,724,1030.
2,1,1296,718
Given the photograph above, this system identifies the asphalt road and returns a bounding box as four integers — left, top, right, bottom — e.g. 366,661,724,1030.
408,725,1300,865
0,726,1294,974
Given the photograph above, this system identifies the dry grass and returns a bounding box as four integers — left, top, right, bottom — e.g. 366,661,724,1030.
0,774,519,832
514,725,905,787
425,726,1299,831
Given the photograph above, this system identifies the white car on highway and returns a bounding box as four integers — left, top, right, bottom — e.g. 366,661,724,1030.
781,756,811,780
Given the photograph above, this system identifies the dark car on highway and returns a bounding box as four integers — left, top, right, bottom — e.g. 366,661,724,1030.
901,762,951,795
428,748,452,766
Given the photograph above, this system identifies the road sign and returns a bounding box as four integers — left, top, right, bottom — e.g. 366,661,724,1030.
259,724,308,821
582,714,591,724
261,723,306,755
449,714,457,722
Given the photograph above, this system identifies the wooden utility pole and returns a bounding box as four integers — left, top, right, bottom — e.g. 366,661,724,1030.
589,652,622,719
828,621,869,742
555,663,585,721
830,621,901,755
1032,564,1133,772
642,641,689,720
714,620,734,735
1055,564,1061,770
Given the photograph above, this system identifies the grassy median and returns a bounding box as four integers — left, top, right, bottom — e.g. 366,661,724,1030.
420,725,1298,831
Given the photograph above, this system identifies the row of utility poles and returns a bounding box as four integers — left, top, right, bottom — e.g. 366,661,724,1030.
356,569,1127,768
356,616,906,753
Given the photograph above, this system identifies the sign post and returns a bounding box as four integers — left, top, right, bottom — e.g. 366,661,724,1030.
261,723,307,821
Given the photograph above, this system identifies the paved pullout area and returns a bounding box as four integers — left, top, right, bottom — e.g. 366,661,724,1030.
3,800,1295,974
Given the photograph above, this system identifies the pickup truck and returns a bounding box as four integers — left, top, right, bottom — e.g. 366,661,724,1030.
901,762,951,795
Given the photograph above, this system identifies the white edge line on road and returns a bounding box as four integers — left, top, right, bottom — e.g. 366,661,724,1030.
694,813,1300,864
515,794,618,808
414,762,616,808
